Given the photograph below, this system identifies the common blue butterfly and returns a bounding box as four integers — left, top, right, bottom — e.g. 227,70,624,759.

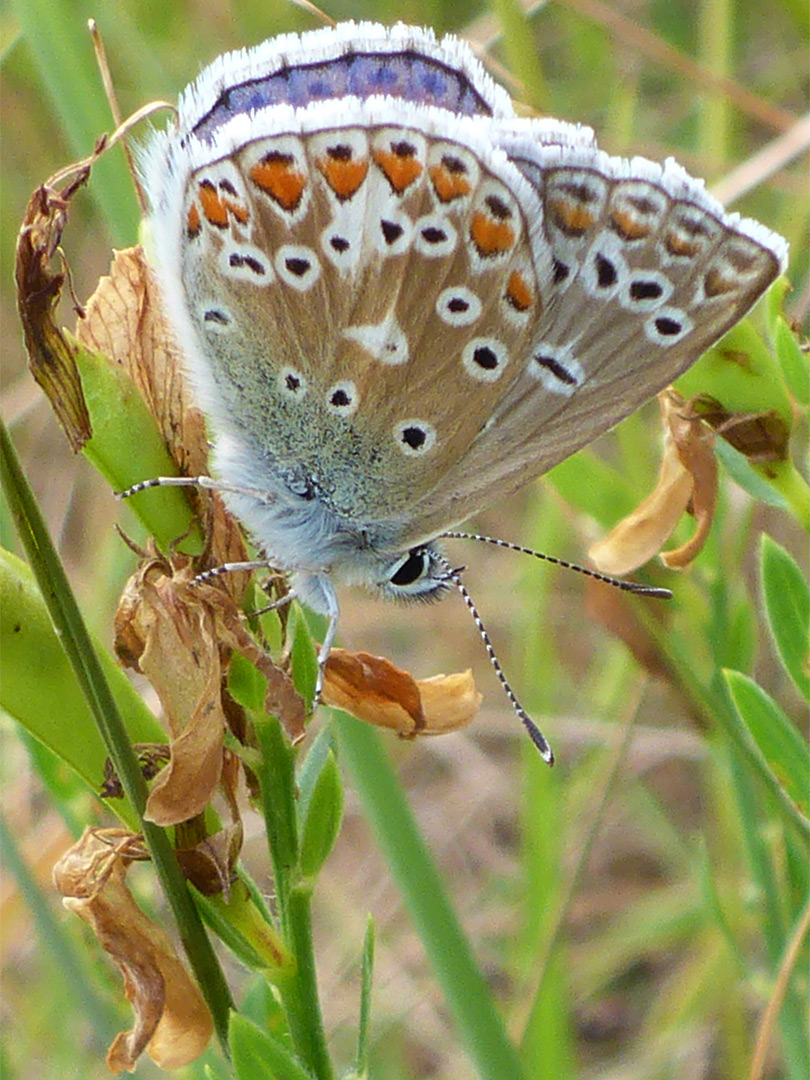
138,22,787,760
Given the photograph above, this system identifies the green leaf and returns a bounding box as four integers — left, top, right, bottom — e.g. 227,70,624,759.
357,916,375,1077
192,880,293,976
724,670,809,817
289,605,319,707
230,1013,315,1080
775,316,809,406
298,748,343,880
296,724,335,814
204,1063,232,1080
0,547,163,816
241,976,292,1044
74,343,201,552
678,316,793,424
760,535,810,700
229,651,272,713
253,714,299,904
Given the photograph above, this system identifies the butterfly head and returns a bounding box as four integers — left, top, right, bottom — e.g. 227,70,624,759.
291,541,452,613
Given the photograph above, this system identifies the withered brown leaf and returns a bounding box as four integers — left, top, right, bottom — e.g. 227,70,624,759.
323,648,481,736
115,549,306,824
53,828,213,1073
15,170,92,451
589,389,717,575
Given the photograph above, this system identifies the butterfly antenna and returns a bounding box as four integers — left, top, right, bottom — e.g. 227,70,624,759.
435,554,554,764
442,532,672,600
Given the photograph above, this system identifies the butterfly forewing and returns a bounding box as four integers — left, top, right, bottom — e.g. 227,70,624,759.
175,103,558,522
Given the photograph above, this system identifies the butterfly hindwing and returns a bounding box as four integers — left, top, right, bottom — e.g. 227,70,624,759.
403,134,785,544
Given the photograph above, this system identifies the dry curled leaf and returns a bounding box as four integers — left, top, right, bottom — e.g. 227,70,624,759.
589,389,717,575
323,647,481,736
176,823,244,897
115,553,226,826
53,828,212,1073
115,548,305,824
691,396,790,465
101,743,171,800
175,749,243,897
15,169,92,450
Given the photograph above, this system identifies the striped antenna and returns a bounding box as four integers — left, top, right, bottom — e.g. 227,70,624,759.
433,553,554,764
442,531,672,600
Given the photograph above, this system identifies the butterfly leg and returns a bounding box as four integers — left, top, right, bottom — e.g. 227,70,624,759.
116,474,277,505
313,576,340,709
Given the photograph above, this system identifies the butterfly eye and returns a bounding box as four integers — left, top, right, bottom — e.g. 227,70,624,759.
389,548,429,587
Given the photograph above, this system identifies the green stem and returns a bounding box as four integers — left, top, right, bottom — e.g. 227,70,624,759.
768,464,810,532
253,715,335,1079
0,418,233,1050
284,885,337,1080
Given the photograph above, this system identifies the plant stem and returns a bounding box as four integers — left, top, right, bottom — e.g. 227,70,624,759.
284,884,336,1080
253,715,336,1079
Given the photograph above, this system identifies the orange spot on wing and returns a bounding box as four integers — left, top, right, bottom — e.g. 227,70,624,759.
198,181,228,228
249,152,307,211
505,270,534,311
317,156,369,200
372,148,423,194
664,233,699,258
429,164,471,203
223,199,249,225
548,196,595,237
610,208,651,241
186,202,201,239
470,212,515,257
704,268,736,296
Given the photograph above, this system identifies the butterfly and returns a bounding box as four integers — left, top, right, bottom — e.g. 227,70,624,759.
137,21,787,760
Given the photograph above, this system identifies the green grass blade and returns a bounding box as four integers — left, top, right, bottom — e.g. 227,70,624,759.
356,916,375,1077
760,534,810,700
1,547,164,818
10,0,139,244
337,712,526,1080
723,670,809,818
